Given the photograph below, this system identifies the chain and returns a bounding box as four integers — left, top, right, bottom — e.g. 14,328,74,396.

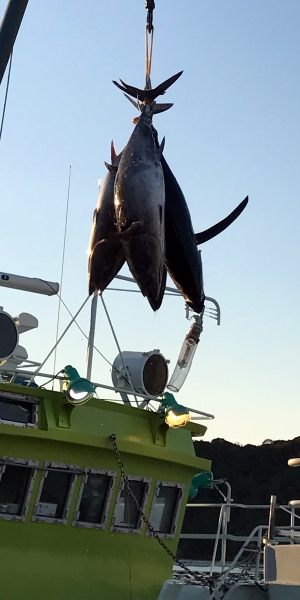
109,434,215,587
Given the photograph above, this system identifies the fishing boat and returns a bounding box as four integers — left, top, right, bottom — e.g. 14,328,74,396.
0,5,218,599
0,274,214,600
1,2,298,600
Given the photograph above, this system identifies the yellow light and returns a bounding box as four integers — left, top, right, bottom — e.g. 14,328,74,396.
165,409,191,428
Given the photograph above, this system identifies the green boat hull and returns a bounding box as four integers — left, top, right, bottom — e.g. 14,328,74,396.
0,383,211,599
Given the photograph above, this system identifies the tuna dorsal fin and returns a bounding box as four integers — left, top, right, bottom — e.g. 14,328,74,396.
195,197,249,245
104,161,118,175
111,141,118,163
112,70,183,103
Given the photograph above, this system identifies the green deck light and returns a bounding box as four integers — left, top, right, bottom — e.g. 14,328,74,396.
188,471,213,500
63,365,95,405
160,392,191,428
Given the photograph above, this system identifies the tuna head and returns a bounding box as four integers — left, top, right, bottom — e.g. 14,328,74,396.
114,104,165,308
88,142,125,295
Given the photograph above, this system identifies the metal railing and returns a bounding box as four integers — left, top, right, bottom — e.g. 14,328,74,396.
180,495,300,583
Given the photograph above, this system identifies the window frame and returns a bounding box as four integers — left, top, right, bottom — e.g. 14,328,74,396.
146,480,185,539
32,461,78,525
110,475,151,535
0,456,38,522
72,468,117,530
0,390,39,428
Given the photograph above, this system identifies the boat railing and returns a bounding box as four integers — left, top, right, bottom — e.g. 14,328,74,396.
180,499,300,584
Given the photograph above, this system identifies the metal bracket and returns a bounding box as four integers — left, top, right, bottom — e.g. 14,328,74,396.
53,398,74,428
150,415,168,447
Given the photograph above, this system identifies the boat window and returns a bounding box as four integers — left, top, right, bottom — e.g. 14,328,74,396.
147,481,185,539
73,469,116,529
0,457,38,521
111,476,151,534
32,462,79,525
0,390,38,428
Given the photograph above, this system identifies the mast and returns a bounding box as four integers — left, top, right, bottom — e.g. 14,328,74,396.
0,0,29,85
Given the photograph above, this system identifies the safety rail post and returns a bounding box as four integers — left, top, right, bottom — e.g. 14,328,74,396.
220,481,232,572
267,495,277,543
209,505,224,576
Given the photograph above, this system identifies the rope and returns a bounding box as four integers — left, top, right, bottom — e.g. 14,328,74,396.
145,27,154,86
52,165,72,384
0,49,13,144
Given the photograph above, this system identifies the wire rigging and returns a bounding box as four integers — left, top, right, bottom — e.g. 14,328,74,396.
52,165,72,385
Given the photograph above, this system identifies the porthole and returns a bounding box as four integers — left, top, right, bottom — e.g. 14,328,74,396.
32,462,79,525
147,481,185,539
111,476,151,534
73,468,116,529
0,457,38,521
0,390,38,428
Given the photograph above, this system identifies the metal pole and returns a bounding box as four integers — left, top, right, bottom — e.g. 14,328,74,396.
220,482,232,572
255,526,263,582
210,505,224,576
0,0,29,85
267,495,277,542
86,292,98,380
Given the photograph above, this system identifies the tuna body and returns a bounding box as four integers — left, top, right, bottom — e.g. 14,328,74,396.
162,155,205,314
88,147,125,295
114,104,165,306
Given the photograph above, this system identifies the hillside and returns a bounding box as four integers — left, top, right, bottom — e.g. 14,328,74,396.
178,437,300,560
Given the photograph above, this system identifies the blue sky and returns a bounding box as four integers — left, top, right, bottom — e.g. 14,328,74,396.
0,0,299,445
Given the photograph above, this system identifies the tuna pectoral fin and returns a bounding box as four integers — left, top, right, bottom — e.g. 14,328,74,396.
147,265,167,311
88,239,125,295
195,196,248,245
113,71,183,103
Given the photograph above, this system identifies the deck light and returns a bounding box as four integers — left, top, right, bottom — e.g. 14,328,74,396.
63,365,95,405
160,392,191,428
188,471,213,500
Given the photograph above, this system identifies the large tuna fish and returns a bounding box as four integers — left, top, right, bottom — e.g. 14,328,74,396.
161,154,205,313
162,150,248,313
114,103,165,309
88,142,125,295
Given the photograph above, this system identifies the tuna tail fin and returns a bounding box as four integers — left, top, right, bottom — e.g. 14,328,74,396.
123,93,173,114
195,197,248,245
112,70,183,103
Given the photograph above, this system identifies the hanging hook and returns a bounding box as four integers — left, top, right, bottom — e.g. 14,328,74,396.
145,1,155,33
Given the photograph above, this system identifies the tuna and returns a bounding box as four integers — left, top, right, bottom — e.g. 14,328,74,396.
88,142,125,296
161,154,205,313
162,152,248,312
114,103,165,308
